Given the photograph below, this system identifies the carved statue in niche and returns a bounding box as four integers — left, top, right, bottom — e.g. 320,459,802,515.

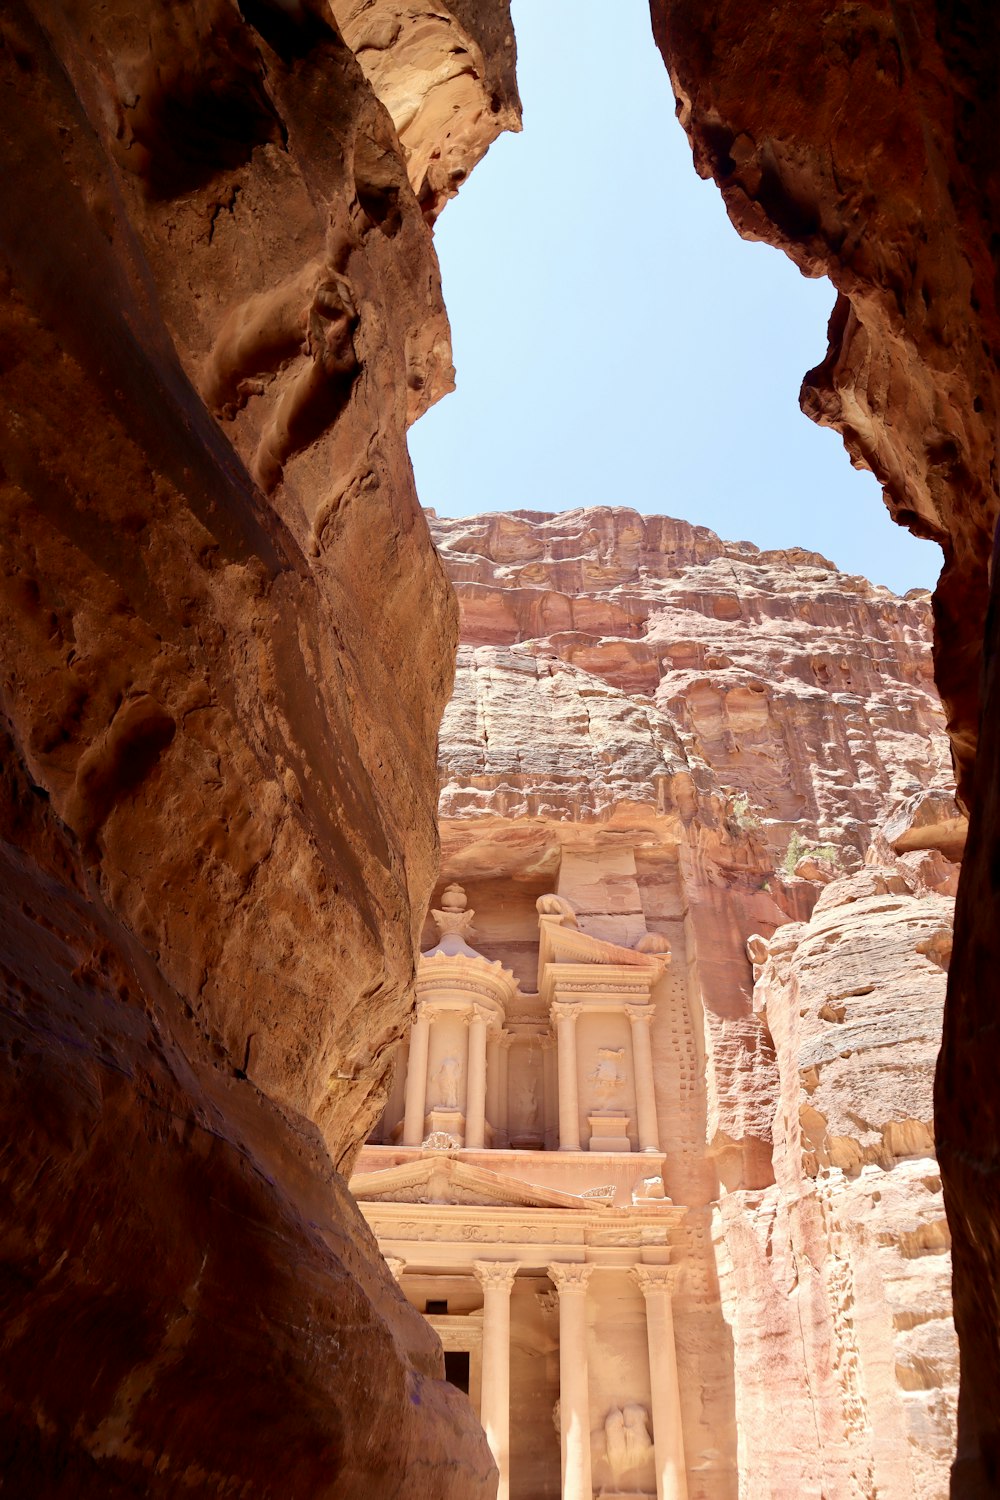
589,1047,626,1101
624,1404,652,1459
432,1054,461,1110
521,1072,539,1127
604,1403,654,1489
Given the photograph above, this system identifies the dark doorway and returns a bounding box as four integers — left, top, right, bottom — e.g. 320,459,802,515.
444,1350,471,1394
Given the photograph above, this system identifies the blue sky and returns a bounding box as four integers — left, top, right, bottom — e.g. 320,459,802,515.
407,0,941,596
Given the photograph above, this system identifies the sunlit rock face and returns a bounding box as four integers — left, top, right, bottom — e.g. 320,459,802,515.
645,5,1000,1487
431,504,958,1496
433,506,950,858
330,0,521,224
0,1,517,1492
735,867,957,1497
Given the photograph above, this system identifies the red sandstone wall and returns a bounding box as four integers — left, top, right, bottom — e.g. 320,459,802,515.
0,1,517,1491
646,4,1000,1489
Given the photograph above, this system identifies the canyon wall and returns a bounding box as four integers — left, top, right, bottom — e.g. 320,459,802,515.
431,504,959,1495
646,4,1000,1488
0,1,517,1492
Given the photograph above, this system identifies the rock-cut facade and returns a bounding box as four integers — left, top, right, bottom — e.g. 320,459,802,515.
353,505,960,1500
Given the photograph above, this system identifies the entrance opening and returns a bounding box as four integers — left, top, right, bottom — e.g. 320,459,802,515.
426,1298,448,1314
444,1350,471,1394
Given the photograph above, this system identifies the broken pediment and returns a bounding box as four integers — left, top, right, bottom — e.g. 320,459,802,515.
536,903,670,977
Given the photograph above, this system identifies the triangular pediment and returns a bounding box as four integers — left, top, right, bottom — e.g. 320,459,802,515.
349,1155,600,1211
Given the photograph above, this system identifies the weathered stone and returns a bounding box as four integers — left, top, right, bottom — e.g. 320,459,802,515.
883,787,968,862
419,503,957,1495
330,0,521,224
0,0,516,1491
642,13,1000,1480
432,506,951,868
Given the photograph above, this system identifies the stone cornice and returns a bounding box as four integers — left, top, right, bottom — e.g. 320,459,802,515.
541,961,659,1012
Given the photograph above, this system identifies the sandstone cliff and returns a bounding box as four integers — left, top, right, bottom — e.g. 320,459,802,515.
0,2,517,1492
645,7,1000,1484
430,504,958,1496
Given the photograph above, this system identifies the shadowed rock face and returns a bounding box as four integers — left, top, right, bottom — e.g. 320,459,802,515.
648,0,999,800
646,2,1000,1489
0,0,516,1491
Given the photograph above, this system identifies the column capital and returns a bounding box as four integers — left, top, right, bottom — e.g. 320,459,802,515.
625,1003,655,1026
547,1261,595,1293
464,1004,488,1027
474,1260,520,1292
551,1000,583,1024
415,1000,438,1024
383,1256,406,1281
630,1262,678,1296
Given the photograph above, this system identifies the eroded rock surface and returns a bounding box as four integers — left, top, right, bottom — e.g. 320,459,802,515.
433,506,950,861
647,0,998,794
644,7,1000,1486
0,1,516,1492
430,504,957,1495
330,0,520,224
730,865,957,1495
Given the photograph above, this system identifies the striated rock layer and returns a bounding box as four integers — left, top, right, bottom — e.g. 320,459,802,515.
0,0,517,1493
645,5,1000,1487
430,504,958,1496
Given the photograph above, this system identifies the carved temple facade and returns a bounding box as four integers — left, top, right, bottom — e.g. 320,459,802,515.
352,883,693,1500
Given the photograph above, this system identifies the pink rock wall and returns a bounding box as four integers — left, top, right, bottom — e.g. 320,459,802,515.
431,504,957,1495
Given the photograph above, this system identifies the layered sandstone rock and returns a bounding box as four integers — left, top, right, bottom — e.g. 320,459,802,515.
330,0,521,224
644,9,1000,1484
430,504,958,1495
0,1,516,1492
432,506,950,864
729,863,957,1496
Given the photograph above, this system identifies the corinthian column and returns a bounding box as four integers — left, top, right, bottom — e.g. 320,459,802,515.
496,1031,511,1146
625,1004,661,1152
548,1262,594,1500
551,1001,582,1151
630,1265,687,1500
465,1006,489,1149
542,1036,558,1150
402,1004,431,1146
474,1261,519,1500
486,1029,500,1144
